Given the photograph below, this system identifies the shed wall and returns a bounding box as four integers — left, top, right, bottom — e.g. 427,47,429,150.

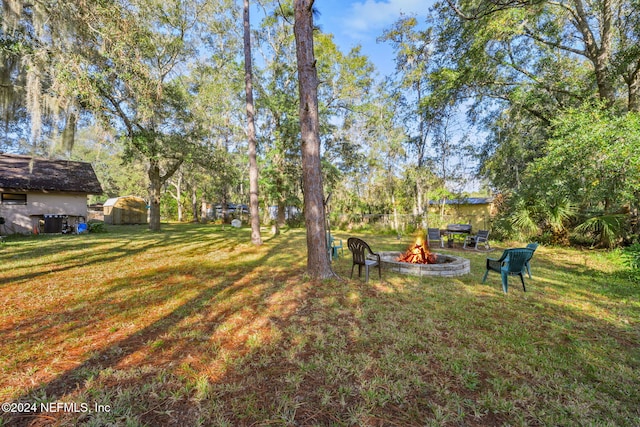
0,191,88,234
428,203,493,231
104,197,147,225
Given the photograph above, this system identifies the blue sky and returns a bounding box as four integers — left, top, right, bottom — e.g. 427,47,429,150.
313,0,483,193
314,0,433,77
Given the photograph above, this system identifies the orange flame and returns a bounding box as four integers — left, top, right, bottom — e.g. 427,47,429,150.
397,235,437,264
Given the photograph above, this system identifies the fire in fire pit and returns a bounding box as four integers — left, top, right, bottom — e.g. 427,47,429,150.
398,236,437,264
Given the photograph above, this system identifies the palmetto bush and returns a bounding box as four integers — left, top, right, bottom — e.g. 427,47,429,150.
622,243,640,270
504,197,575,244
573,213,627,248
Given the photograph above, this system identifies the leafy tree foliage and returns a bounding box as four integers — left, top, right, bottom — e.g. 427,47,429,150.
186,27,248,224
254,2,303,231
1,0,240,232
426,1,638,170
69,126,147,202
0,0,88,151
392,0,640,245
77,0,208,231
255,1,380,237
501,104,640,245
530,106,640,212
379,16,435,218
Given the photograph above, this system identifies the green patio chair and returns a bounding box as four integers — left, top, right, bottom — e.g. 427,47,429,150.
482,248,534,293
327,232,344,260
524,243,539,278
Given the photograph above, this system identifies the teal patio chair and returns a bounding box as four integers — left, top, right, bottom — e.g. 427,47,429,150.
524,243,539,278
327,232,344,260
482,248,534,293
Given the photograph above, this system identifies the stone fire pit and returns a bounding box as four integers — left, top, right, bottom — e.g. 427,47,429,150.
378,251,470,277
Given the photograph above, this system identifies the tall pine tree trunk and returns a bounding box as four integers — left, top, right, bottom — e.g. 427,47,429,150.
392,193,399,233
294,0,334,279
192,187,199,222
628,69,640,112
244,0,262,245
277,198,286,227
170,172,183,222
148,160,162,232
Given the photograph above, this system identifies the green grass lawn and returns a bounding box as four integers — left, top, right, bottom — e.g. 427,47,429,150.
1,223,638,426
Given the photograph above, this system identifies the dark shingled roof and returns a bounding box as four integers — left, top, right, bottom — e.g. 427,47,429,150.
0,153,103,194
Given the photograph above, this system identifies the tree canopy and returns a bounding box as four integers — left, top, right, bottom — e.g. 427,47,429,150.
417,0,640,244
1,0,638,248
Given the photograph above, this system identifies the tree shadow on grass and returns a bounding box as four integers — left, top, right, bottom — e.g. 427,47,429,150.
4,228,637,426
0,225,239,287
1,225,309,426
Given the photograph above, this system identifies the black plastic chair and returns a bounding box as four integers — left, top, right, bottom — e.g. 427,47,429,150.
347,237,381,283
482,248,534,293
427,228,444,248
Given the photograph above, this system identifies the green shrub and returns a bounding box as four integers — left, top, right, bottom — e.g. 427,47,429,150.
486,216,514,241
88,221,107,233
621,243,640,270
285,213,305,228
568,232,596,247
574,214,627,248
